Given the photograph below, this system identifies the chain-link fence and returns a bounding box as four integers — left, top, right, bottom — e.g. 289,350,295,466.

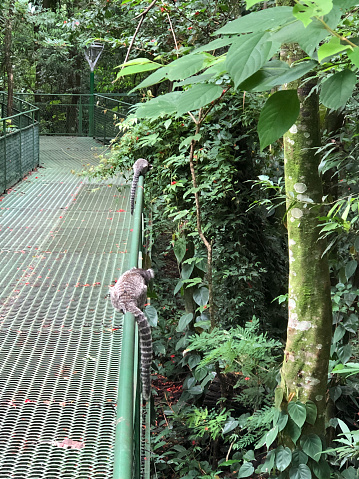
0,92,39,193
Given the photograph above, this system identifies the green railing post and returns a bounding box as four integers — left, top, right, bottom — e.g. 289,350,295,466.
113,175,145,479
89,71,94,137
78,96,83,136
19,113,23,178
104,101,107,144
3,118,7,193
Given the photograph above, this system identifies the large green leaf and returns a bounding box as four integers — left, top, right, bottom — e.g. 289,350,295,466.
258,449,275,474
333,0,359,8
345,259,358,281
167,53,215,81
265,425,278,448
215,6,294,34
348,47,359,69
134,54,214,90
240,60,317,92
263,60,317,87
271,7,341,58
340,466,357,479
276,446,292,472
311,458,331,479
258,90,300,151
300,434,322,462
192,37,236,53
222,418,239,435
114,58,162,81
132,65,170,91
176,313,193,332
288,401,307,428
173,237,186,263
238,462,255,478
289,464,311,479
239,60,290,91
292,450,308,467
337,343,352,364
181,263,195,279
176,83,223,115
226,31,279,89
318,36,349,63
246,0,262,7
173,73,214,89
320,69,356,110
293,0,333,28
145,305,158,327
284,418,301,445
135,91,182,119
305,401,317,426
193,287,209,306
277,411,289,432
299,6,341,56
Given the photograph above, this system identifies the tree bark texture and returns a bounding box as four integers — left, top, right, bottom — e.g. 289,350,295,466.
4,0,15,117
276,1,333,437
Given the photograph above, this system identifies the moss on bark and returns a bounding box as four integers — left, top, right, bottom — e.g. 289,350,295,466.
275,2,333,437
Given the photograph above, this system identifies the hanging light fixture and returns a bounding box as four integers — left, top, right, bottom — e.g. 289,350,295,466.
84,42,104,72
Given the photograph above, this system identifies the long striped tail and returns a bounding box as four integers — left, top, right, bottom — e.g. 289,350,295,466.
130,170,140,215
126,304,152,400
136,312,152,401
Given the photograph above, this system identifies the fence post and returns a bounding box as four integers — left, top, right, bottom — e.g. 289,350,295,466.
89,72,94,137
3,118,7,193
19,113,23,177
79,96,83,136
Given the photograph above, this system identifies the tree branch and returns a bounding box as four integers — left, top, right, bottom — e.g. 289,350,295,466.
188,109,215,329
166,11,179,56
121,0,159,70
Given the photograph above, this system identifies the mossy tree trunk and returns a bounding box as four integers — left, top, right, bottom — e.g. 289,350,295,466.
4,0,15,117
276,2,333,440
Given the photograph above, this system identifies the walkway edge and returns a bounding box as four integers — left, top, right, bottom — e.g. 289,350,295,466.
113,175,145,479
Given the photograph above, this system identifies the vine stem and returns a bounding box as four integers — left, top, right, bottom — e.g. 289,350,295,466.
166,12,179,56
188,109,215,329
186,89,230,330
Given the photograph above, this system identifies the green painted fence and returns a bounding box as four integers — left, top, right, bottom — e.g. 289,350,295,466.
0,92,39,193
13,93,136,143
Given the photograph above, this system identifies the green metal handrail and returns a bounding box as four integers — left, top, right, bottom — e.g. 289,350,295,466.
0,92,39,193
113,175,150,479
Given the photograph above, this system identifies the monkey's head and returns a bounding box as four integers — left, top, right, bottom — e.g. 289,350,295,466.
108,285,124,312
134,158,152,176
142,268,154,284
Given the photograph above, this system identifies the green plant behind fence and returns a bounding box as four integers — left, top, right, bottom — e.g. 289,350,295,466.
0,92,39,193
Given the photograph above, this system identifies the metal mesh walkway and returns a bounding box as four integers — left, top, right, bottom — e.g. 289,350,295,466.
0,137,132,479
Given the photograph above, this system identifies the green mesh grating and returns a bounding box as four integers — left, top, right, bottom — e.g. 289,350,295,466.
0,137,134,478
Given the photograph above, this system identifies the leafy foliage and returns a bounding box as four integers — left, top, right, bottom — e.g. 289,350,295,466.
6,0,359,477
